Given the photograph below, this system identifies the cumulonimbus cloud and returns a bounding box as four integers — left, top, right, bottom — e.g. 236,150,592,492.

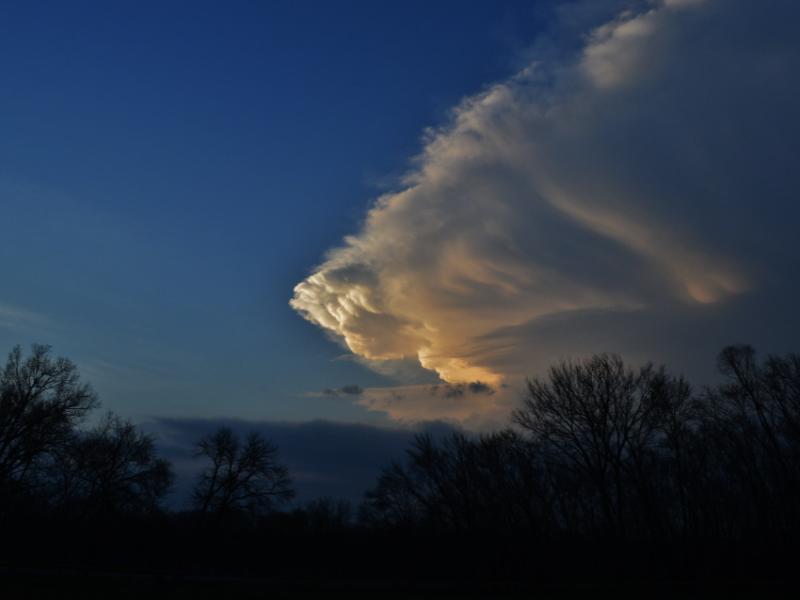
292,0,800,421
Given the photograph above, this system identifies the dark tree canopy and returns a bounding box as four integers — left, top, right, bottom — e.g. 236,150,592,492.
191,426,295,526
362,347,800,553
0,344,99,511
511,353,693,536
698,344,800,534
1,342,798,591
47,411,175,519
359,428,548,537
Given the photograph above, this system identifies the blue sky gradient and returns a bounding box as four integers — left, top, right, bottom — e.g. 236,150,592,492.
1,0,549,422
3,0,799,502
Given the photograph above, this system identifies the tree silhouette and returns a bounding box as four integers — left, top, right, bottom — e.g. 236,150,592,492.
47,411,174,519
360,429,550,538
0,344,99,515
191,426,295,527
698,344,800,537
511,353,692,538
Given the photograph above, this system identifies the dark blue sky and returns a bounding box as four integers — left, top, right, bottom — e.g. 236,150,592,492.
1,0,548,421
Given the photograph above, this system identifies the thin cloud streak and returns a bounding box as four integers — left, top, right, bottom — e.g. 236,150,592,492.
292,0,800,423
0,301,51,333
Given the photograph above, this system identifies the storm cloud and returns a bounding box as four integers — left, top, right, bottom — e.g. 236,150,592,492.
292,0,800,423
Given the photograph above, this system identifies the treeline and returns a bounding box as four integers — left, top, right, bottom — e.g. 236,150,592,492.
357,348,800,589
364,347,800,542
1,343,799,595
0,345,299,570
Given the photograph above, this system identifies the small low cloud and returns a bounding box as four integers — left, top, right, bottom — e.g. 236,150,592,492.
0,301,50,333
316,384,365,398
468,381,495,395
340,384,364,396
441,385,465,399
431,381,496,399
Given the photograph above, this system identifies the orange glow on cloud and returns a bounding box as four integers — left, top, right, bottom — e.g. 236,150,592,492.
291,0,797,425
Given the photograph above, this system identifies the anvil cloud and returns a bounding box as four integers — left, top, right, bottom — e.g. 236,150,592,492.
292,0,800,422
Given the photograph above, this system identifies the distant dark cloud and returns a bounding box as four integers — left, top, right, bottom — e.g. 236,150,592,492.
292,0,800,424
339,384,364,396
442,385,464,399
431,381,496,399
467,381,495,395
320,384,364,398
143,417,459,506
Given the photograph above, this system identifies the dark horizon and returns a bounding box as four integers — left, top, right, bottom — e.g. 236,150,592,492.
2,342,799,597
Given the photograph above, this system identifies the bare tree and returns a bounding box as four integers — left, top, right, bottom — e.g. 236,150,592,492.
511,354,689,538
698,345,800,537
191,426,295,527
359,458,426,530
0,344,99,513
763,350,800,448
48,411,174,519
467,429,554,538
359,429,552,538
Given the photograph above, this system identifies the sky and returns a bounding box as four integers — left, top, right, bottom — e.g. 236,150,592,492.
2,0,800,503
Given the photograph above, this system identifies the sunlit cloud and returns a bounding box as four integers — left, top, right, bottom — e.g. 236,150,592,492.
292,0,800,424
354,382,515,431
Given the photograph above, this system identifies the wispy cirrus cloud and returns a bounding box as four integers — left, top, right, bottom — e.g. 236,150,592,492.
292,0,800,424
0,301,50,333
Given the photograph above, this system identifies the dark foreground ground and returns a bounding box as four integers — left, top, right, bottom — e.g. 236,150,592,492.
2,567,798,600
0,581,448,600
3,582,799,600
